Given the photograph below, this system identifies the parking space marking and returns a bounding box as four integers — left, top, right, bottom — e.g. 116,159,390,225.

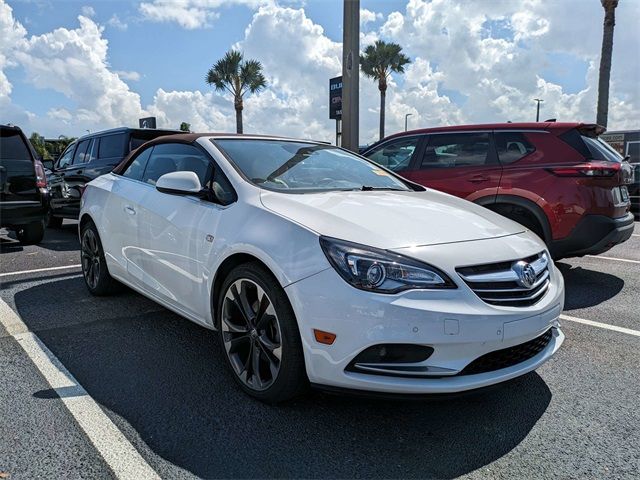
585,255,640,264
560,314,640,338
0,264,81,278
0,299,160,480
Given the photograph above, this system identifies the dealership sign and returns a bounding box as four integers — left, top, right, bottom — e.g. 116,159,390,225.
329,76,342,120
139,117,157,129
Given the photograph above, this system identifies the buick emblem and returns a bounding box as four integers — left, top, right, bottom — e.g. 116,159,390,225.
513,261,537,288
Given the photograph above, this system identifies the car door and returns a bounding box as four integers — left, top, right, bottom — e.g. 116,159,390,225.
48,142,76,215
60,138,99,217
52,139,91,216
101,145,154,284
402,132,502,202
135,142,229,320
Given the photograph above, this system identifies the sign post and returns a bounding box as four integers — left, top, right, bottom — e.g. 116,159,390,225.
329,76,342,146
341,0,359,152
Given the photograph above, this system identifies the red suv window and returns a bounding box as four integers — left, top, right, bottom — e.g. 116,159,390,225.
421,133,492,169
494,132,535,164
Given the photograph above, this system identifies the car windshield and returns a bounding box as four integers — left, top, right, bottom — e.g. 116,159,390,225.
213,139,412,193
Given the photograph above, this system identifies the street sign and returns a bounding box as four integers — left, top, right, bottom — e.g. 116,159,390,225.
329,76,342,120
139,117,157,129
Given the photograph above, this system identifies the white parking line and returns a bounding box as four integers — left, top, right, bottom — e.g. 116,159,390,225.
0,299,159,479
560,314,640,337
0,264,81,278
586,255,640,264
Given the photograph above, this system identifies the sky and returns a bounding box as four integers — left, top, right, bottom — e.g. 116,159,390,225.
1,0,639,144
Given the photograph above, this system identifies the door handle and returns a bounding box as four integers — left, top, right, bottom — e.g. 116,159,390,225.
124,205,136,215
468,175,489,183
75,169,84,174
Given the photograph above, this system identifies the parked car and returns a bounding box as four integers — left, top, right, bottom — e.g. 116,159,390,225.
80,133,564,402
0,124,48,244
45,127,181,226
362,122,635,259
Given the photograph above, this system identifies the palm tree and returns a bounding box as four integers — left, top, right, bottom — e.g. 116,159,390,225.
596,0,619,128
205,50,267,134
360,40,411,140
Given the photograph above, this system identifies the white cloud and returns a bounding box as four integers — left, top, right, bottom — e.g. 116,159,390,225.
107,14,128,30
0,0,26,101
138,0,269,29
115,70,141,81
360,8,382,26
81,6,95,18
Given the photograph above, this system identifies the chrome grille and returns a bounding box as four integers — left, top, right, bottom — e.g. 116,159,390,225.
456,252,550,307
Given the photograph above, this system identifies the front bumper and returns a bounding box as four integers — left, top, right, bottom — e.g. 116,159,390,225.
285,249,565,395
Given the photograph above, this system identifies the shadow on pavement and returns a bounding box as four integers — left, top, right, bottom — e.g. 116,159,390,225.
556,262,624,311
0,222,79,254
15,276,552,479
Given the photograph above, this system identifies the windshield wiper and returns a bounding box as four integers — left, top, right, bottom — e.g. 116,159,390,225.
359,185,406,191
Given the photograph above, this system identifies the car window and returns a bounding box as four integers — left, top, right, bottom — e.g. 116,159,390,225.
98,133,127,159
421,133,491,169
365,137,419,171
57,144,75,168
86,138,99,163
73,139,91,165
215,139,411,193
141,143,213,186
495,132,535,164
0,129,32,161
584,136,624,163
122,146,153,181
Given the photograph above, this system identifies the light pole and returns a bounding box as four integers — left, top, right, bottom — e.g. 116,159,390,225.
341,0,359,152
534,98,544,122
404,113,413,131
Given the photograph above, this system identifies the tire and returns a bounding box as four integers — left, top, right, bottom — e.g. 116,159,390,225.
46,214,64,229
80,221,121,296
217,262,307,403
15,221,45,245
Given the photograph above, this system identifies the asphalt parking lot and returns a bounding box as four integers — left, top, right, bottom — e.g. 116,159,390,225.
1,221,639,479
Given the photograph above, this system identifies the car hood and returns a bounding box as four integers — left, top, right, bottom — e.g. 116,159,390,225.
260,189,525,249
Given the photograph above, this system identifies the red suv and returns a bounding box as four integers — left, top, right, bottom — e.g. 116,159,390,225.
362,122,634,259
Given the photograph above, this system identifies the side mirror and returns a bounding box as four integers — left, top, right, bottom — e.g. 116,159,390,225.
156,171,203,196
42,159,55,171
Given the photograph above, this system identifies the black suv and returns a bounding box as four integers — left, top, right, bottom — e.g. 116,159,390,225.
0,125,49,244
46,127,181,226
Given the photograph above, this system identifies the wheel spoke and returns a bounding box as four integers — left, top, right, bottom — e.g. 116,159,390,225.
254,292,271,329
251,344,262,387
222,312,250,333
229,283,251,325
227,334,250,353
239,281,256,324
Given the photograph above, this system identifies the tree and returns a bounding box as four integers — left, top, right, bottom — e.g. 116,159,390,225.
596,0,619,128
205,50,267,134
29,132,51,160
360,40,411,140
179,122,191,132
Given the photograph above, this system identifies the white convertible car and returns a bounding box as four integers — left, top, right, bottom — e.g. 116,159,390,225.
79,133,564,402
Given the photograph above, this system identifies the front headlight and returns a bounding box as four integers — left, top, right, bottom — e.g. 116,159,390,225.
319,236,456,294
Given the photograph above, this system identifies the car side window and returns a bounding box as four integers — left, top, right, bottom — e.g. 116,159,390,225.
57,144,75,169
420,133,491,169
495,132,535,164
85,138,99,163
365,137,419,172
73,139,91,165
141,143,213,186
122,147,153,181
98,133,127,159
